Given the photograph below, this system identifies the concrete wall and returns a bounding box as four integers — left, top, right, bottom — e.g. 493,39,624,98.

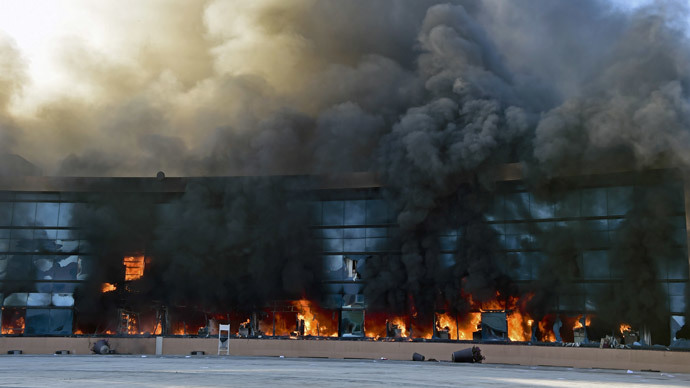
3,337,690,373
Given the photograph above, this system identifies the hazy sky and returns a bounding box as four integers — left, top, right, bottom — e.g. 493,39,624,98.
0,0,687,176
0,0,667,115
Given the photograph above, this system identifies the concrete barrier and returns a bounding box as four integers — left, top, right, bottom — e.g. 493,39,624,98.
2,337,690,373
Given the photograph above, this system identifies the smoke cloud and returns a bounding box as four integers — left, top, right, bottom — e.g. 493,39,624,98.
3,1,690,340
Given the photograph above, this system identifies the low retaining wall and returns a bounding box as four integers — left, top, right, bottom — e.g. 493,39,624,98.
2,337,689,373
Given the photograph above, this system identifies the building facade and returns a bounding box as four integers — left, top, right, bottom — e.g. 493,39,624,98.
0,169,688,343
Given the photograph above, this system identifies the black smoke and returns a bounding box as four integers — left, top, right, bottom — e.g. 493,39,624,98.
7,1,688,340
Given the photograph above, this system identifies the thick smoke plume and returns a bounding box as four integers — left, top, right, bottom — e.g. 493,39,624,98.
3,1,690,340
71,177,320,324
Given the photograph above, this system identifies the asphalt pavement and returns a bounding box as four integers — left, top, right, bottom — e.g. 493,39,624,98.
0,355,688,387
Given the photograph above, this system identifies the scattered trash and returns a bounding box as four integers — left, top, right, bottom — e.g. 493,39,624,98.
451,346,485,363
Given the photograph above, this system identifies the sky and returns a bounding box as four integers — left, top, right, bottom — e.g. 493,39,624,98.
0,0,667,115
0,0,688,176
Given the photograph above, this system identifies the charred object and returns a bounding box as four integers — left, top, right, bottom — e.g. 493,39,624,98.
385,320,403,338
92,339,111,354
452,346,485,363
474,312,507,341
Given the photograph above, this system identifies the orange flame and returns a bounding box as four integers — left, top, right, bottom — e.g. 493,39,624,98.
573,315,591,330
539,318,556,342
431,312,481,340
1,316,25,335
507,310,531,341
101,283,117,292
123,255,145,281
619,323,632,334
363,313,410,339
292,300,338,337
388,317,408,338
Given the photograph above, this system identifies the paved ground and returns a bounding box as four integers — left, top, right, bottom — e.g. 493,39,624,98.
0,355,688,387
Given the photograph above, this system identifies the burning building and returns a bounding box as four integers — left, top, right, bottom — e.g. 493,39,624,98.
0,167,687,345
0,0,689,348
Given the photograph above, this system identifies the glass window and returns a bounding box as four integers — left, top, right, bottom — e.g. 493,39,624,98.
440,253,455,268
3,292,29,306
668,282,686,296
343,228,366,239
505,234,531,250
77,256,94,280
585,283,609,312
35,229,58,240
322,201,344,226
505,192,529,221
12,202,36,226
320,229,342,239
11,229,33,239
56,229,80,240
554,191,580,218
667,258,689,280
0,202,12,226
10,239,38,252
366,237,389,252
33,256,55,280
366,199,388,224
366,228,387,238
344,200,366,225
674,228,687,246
57,203,76,227
581,188,606,217
558,285,584,311
341,310,364,336
24,309,51,335
670,295,685,314
343,238,366,252
55,240,80,253
49,309,73,334
511,252,532,280
35,203,60,227
485,195,504,222
582,251,610,279
323,239,343,253
323,255,344,280
607,218,624,230
50,283,78,293
607,187,633,216
27,293,51,307
439,235,457,251
505,222,528,234
4,256,33,280
530,194,554,219
489,223,505,235
343,282,362,296
53,255,79,280
78,240,93,253
0,255,6,279
310,202,322,226
52,293,74,307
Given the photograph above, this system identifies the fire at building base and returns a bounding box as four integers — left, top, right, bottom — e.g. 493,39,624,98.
0,170,688,351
